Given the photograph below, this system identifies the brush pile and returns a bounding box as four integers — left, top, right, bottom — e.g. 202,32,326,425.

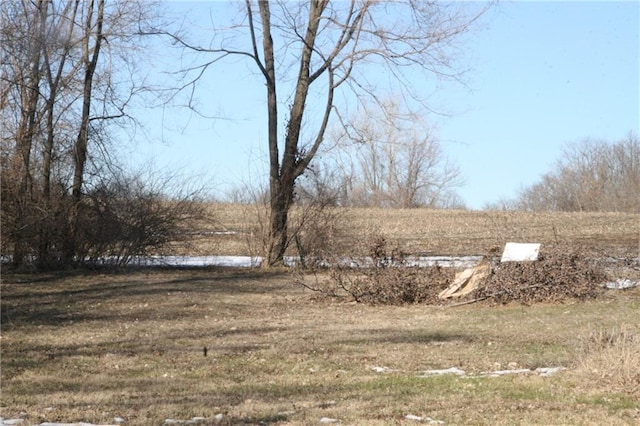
303,236,630,305
470,245,608,304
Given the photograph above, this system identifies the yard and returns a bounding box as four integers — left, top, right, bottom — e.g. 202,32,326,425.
2,268,639,425
1,207,639,425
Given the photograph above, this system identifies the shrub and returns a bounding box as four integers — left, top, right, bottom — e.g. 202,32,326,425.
76,170,206,267
298,234,454,304
1,166,207,269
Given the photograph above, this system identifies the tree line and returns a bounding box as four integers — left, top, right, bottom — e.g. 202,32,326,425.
513,133,639,213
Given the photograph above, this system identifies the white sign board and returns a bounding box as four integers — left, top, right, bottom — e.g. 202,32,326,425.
500,242,541,262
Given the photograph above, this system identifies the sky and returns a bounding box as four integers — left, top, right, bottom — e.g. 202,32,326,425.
125,1,639,209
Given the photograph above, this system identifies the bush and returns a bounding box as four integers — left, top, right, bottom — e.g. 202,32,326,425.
0,167,207,269
76,170,206,267
298,234,454,304
0,161,75,268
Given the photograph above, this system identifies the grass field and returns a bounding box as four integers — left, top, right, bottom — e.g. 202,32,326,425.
2,207,639,425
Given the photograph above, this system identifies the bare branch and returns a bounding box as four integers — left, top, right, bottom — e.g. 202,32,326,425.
151,0,491,265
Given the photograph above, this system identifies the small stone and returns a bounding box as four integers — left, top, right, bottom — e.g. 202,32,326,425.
372,366,392,373
1,419,25,425
417,367,465,377
535,366,566,377
405,414,423,421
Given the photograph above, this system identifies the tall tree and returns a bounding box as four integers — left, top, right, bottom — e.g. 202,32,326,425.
66,0,105,262
1,0,48,266
1,0,163,267
154,0,490,266
39,0,82,265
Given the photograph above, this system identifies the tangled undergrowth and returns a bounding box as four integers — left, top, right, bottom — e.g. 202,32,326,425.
297,236,632,306
296,235,454,305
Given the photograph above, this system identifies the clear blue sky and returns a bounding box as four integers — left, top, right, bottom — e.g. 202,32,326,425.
126,1,639,209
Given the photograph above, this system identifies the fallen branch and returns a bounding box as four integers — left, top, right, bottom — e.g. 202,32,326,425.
447,296,489,307
447,282,551,307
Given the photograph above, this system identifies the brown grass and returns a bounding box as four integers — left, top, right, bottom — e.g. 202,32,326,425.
182,204,640,258
2,269,639,425
2,206,639,424
573,326,640,397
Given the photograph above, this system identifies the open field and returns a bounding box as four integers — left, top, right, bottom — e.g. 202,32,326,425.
2,207,639,424
186,204,640,258
2,268,639,425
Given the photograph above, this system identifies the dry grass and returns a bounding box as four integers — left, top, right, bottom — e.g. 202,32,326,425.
573,326,640,397
2,206,639,424
182,204,640,258
2,269,639,425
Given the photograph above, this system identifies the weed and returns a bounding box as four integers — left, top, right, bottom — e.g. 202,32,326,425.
573,326,640,398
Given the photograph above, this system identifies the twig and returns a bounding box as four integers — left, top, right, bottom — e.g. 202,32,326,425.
294,271,343,298
447,296,489,307
447,282,553,308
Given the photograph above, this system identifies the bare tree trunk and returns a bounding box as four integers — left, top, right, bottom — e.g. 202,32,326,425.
38,89,56,266
261,1,327,266
40,0,80,267
67,0,105,264
254,0,283,266
12,0,47,267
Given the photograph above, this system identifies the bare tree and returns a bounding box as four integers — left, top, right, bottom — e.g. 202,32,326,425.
338,101,463,208
1,0,166,267
516,133,640,213
1,0,49,266
65,0,106,262
39,0,83,264
160,1,489,266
